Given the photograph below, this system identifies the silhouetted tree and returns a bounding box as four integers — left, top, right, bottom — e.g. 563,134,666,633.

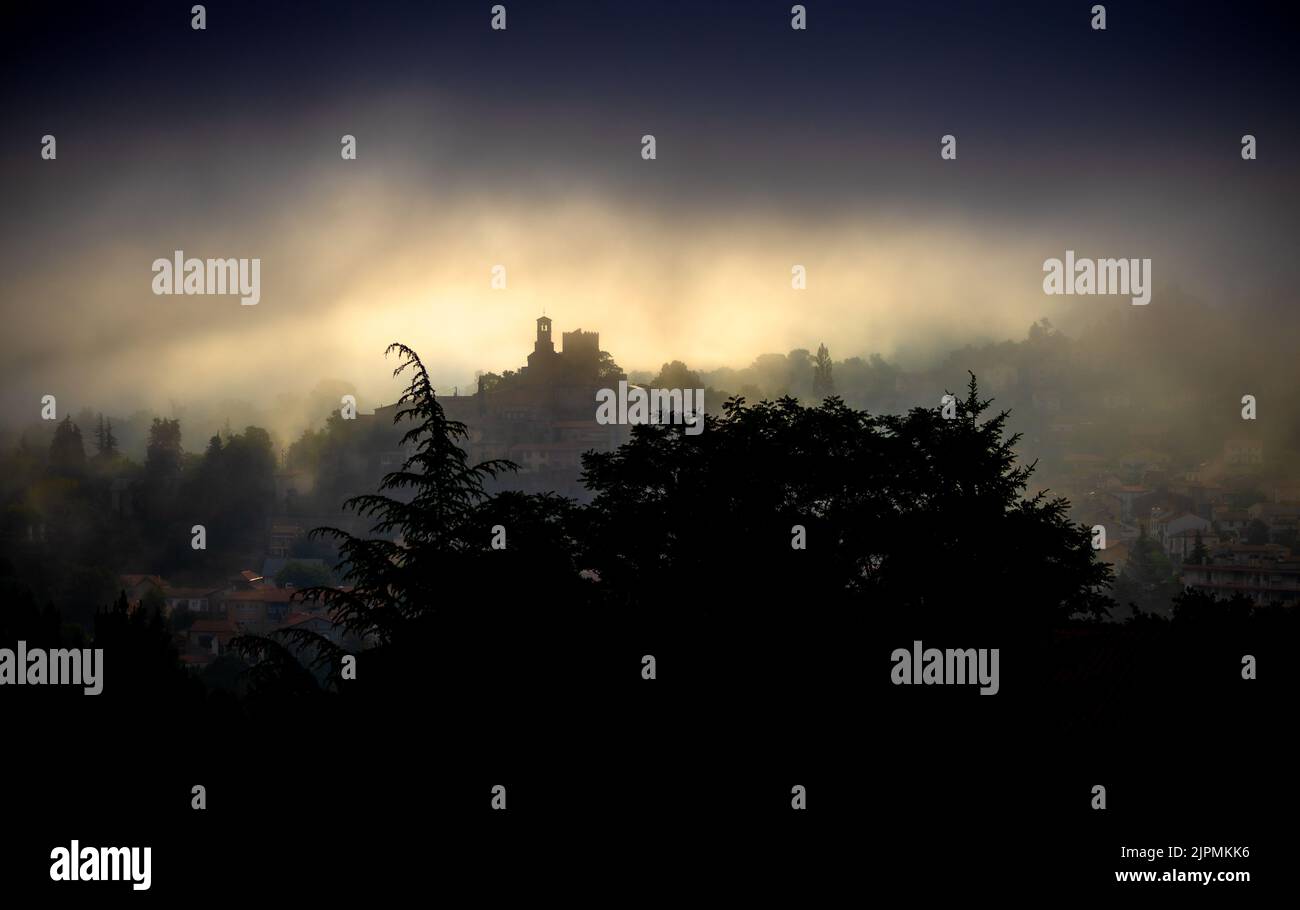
1112,528,1181,617
579,372,1112,640
92,591,193,698
234,343,586,702
144,418,183,480
91,414,120,464
596,350,625,381
49,417,86,475
651,360,703,390
812,342,835,400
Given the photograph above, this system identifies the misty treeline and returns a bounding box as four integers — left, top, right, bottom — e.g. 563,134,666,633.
9,288,1292,473
650,297,1300,472
0,413,280,622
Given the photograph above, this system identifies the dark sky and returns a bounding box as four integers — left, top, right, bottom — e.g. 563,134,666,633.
7,2,1297,137
6,0,1298,203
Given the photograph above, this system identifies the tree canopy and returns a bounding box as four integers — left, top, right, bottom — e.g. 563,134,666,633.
236,351,1114,709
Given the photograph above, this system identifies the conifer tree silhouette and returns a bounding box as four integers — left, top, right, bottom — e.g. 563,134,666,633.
292,343,517,638
233,343,587,710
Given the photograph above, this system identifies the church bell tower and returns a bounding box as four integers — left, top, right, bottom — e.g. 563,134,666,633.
535,315,554,354
527,314,557,374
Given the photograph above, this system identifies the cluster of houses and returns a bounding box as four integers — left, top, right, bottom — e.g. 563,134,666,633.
1054,442,1300,606
118,562,357,669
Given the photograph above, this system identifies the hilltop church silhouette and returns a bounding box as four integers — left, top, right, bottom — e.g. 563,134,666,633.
365,315,630,498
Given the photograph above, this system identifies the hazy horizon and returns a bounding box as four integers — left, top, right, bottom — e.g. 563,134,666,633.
4,0,1298,447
